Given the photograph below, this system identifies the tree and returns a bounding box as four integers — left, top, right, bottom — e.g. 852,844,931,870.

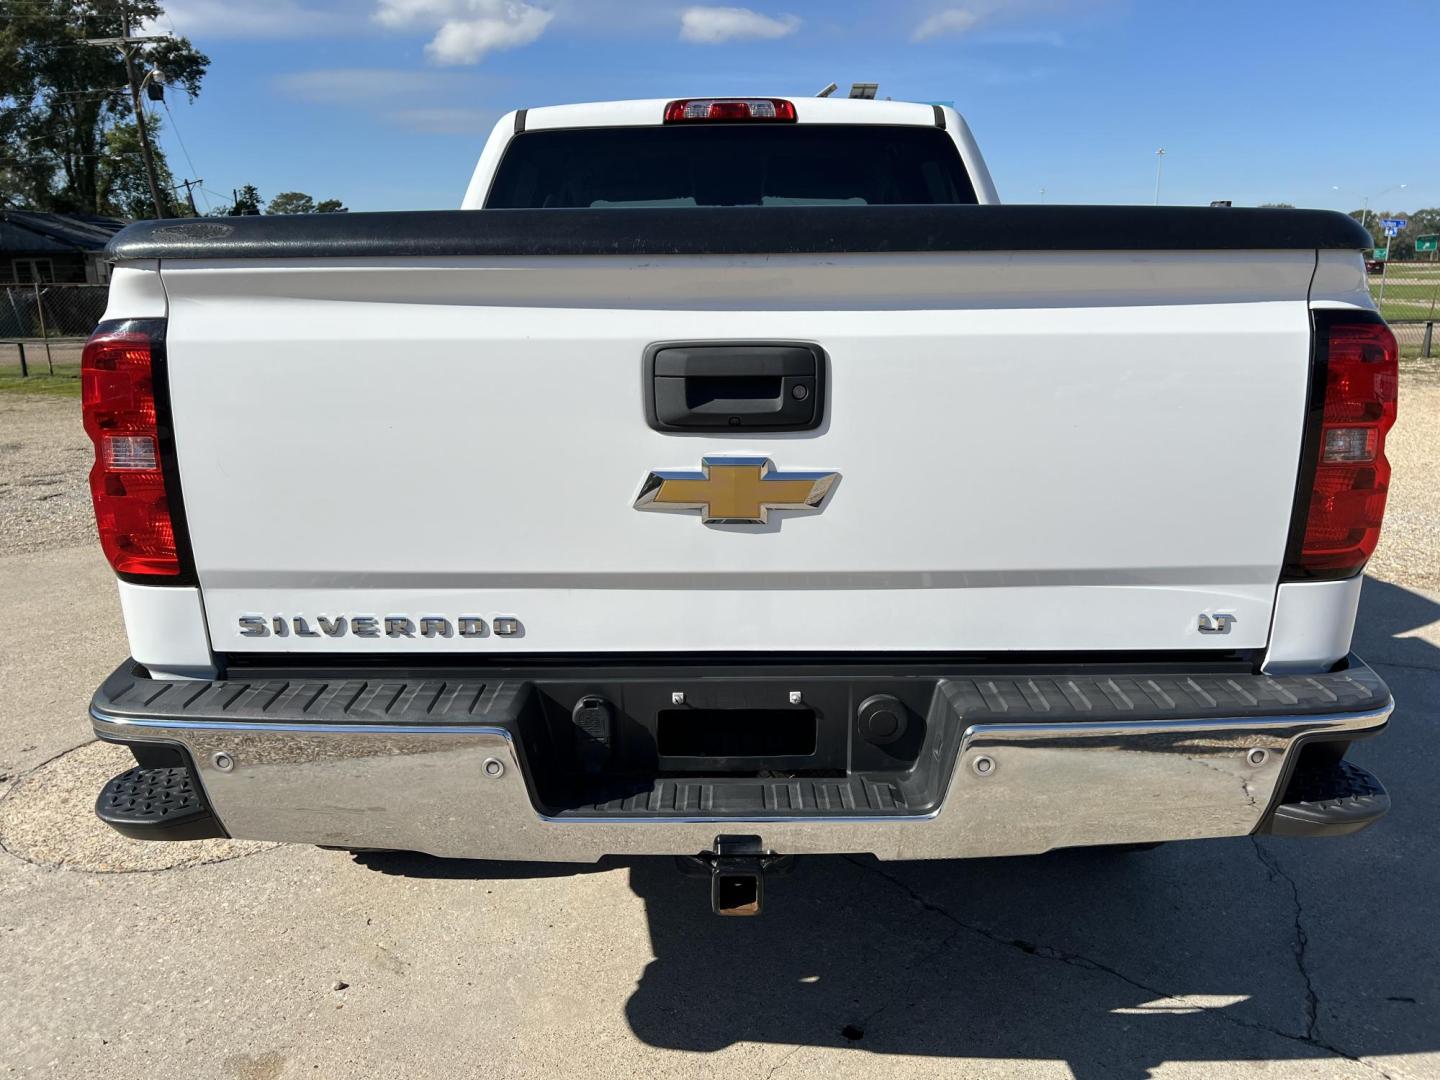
266,192,347,214
267,191,315,215
226,184,263,216
1349,208,1437,260
102,118,180,218
0,0,208,216
1405,208,1440,260
1259,202,1295,208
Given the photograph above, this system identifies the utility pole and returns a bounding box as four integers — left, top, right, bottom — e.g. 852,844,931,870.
1153,148,1166,205
121,11,166,218
174,177,203,215
84,12,171,219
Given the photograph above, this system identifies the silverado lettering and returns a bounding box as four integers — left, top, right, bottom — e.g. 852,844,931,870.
237,615,513,638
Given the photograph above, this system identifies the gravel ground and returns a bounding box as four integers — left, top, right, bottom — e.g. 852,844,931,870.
0,394,93,556
1369,360,1440,589
0,740,273,873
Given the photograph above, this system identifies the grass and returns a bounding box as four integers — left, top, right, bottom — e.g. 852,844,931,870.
0,371,81,396
0,358,81,397
1370,263,1440,323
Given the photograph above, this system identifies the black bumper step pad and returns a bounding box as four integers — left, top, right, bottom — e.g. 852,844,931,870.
1265,759,1389,837
554,776,908,818
96,765,226,842
92,662,1389,727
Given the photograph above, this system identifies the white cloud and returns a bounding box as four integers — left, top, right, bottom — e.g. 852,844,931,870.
912,7,984,41
372,0,455,24
678,6,799,44
372,0,553,63
427,8,552,63
913,0,1080,43
274,69,499,131
274,67,477,104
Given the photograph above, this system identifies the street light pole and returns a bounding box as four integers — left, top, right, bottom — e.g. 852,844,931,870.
1153,148,1165,206
1333,183,1406,239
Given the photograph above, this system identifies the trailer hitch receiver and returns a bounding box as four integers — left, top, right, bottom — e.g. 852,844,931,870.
678,835,795,916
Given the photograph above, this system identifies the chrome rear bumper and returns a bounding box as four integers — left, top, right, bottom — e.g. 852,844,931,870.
89,659,1392,861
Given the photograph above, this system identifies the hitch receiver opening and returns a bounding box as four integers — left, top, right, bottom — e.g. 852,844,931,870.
679,835,794,916
713,862,763,916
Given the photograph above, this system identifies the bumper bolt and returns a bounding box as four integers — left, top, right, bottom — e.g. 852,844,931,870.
483,757,505,778
1246,748,1269,767
788,690,803,705
672,691,686,705
212,752,235,772
971,754,996,777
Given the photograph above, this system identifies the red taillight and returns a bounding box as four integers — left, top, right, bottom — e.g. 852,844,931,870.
663,98,797,123
82,321,182,577
1295,319,1398,576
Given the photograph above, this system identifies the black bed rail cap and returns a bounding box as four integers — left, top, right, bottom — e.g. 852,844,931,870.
108,205,1373,262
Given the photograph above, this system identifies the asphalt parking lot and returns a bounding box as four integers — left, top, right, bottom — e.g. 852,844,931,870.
2,375,1438,1079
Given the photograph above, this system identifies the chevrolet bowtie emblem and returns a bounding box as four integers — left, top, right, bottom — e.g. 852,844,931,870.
634,457,839,525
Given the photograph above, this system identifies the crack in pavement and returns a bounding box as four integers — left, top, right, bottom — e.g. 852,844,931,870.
1251,836,1321,1041
843,854,1403,1080
762,1042,806,1080
1365,657,1440,676
0,738,280,875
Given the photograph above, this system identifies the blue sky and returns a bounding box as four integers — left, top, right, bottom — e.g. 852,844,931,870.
145,0,1440,214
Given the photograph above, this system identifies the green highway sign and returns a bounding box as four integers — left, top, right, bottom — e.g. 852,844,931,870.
1417,234,1439,253
1373,247,1389,260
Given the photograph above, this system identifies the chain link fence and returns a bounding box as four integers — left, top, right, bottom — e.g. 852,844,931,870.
1391,321,1438,359
1,284,109,377
1370,261,1440,359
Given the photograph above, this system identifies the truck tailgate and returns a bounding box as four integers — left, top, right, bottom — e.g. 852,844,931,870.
160,249,1316,655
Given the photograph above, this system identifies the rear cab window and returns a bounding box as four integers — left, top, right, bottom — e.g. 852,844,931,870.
485,125,977,209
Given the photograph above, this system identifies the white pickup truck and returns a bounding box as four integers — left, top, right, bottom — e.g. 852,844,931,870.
86,96,1397,915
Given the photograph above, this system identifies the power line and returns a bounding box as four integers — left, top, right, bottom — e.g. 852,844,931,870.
3,108,126,150
159,96,209,211
42,84,131,98
18,85,131,108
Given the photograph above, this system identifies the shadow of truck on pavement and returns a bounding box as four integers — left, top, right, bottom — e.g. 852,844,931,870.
619,576,1439,1077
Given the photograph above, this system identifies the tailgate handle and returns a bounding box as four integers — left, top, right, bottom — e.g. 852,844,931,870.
644,342,825,432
